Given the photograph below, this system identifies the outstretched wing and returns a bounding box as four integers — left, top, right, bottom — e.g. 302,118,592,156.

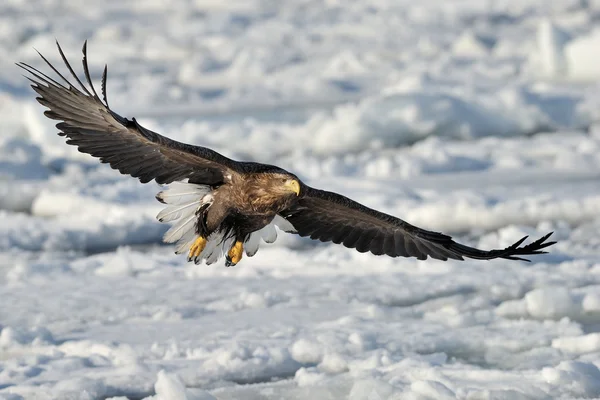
17,41,239,185
281,186,555,262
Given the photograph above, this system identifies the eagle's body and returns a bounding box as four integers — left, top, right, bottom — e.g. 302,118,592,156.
187,171,299,264
155,167,301,265
18,42,556,266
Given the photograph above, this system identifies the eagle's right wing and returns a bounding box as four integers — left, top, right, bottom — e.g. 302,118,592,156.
281,185,556,262
18,41,239,185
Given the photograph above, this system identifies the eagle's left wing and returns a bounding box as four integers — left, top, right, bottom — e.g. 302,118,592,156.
281,186,555,261
17,41,240,186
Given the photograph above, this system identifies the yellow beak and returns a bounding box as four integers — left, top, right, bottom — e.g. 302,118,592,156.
285,179,301,196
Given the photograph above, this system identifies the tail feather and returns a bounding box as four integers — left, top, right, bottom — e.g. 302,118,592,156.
175,233,198,255
157,181,212,246
205,233,234,265
245,232,262,257
260,223,277,243
243,217,288,258
156,181,210,205
202,235,223,265
273,215,297,233
163,214,197,243
157,200,202,223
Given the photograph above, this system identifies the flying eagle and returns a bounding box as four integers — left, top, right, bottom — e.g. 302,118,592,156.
18,42,556,266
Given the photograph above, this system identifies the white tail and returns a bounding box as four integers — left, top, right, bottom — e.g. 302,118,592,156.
156,182,212,244
157,182,231,265
243,215,297,258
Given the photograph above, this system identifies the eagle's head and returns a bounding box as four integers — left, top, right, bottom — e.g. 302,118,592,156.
270,174,301,197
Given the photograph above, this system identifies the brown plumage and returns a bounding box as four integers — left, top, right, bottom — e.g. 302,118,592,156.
18,41,556,266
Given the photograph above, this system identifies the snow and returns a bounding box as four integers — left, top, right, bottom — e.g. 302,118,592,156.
564,29,600,81
150,370,217,400
2,0,600,399
536,20,570,78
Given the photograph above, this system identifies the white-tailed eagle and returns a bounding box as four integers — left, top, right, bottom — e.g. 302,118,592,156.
18,42,555,266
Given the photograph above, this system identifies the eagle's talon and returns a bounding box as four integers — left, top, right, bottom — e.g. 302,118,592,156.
226,240,244,267
188,236,207,260
225,256,235,267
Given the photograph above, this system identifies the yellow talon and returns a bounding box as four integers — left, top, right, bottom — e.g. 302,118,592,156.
188,236,207,260
226,240,244,266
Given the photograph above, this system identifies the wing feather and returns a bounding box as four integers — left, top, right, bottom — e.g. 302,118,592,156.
281,186,556,262
18,41,241,185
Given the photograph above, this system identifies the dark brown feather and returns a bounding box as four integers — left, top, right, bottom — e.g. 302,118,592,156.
282,186,556,262
17,41,242,186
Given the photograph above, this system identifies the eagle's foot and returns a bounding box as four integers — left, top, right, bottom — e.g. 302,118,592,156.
225,240,244,267
188,236,207,261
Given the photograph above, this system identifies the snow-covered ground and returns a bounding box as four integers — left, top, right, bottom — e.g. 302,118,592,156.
2,0,600,399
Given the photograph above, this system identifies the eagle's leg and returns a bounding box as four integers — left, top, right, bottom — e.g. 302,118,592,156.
225,240,244,267
188,236,207,261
